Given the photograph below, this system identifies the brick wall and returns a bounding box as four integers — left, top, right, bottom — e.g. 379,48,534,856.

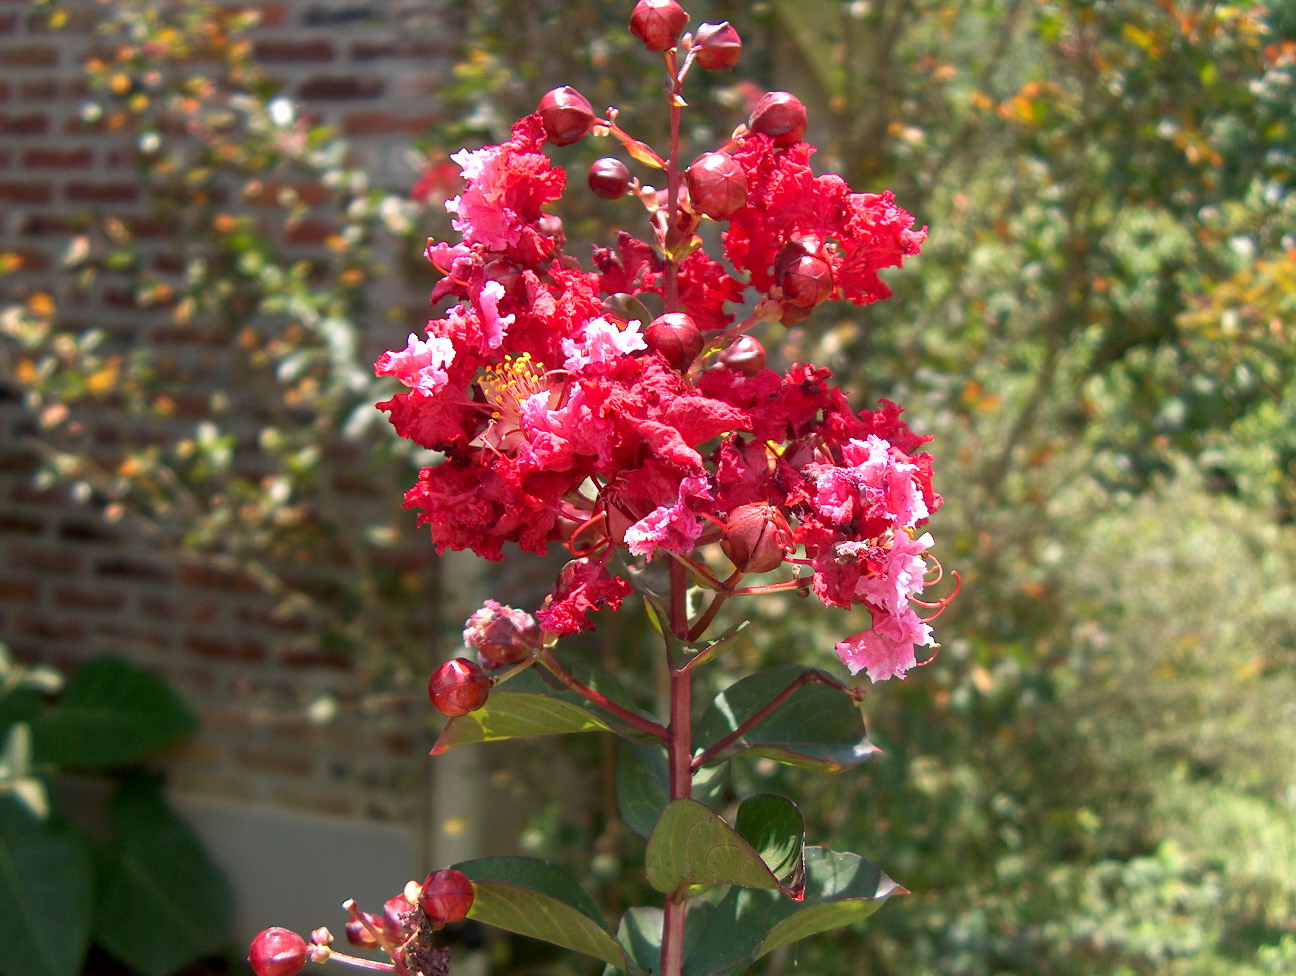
0,0,481,943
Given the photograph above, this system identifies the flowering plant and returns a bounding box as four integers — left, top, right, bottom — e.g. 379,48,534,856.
249,3,953,975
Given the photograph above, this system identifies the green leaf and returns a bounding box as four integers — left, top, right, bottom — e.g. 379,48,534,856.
755,847,902,957
453,856,625,970
617,743,728,839
30,657,195,768
616,906,663,976
645,799,779,896
680,894,766,976
733,794,805,897
94,777,234,976
682,619,749,670
433,668,655,754
0,803,93,976
694,666,879,772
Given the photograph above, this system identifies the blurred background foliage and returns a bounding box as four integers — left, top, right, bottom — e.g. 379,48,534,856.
2,0,1294,974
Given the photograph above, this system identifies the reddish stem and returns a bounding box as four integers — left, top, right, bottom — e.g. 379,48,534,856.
539,649,668,741
661,559,692,976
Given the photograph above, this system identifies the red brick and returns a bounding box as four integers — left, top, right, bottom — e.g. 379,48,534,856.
343,111,439,136
140,593,219,624
245,179,331,207
254,39,334,61
0,13,18,33
179,563,260,594
53,585,128,613
16,614,86,642
297,75,384,100
351,40,446,61
0,45,59,68
17,213,75,236
277,646,350,670
234,746,313,776
94,555,172,582
0,577,39,602
0,511,44,535
284,218,333,246
21,146,92,168
3,249,50,271
7,546,86,575
17,78,85,100
65,181,140,204
253,3,289,28
186,633,267,663
0,113,49,135
0,180,53,203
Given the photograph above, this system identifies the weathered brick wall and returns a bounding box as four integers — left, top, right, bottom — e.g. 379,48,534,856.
0,0,468,848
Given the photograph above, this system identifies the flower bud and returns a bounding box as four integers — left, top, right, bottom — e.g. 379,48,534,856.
630,0,689,52
721,503,793,573
748,91,807,147
645,312,702,370
719,335,766,375
464,601,540,669
419,868,475,925
428,658,490,717
538,86,596,146
778,252,833,310
685,152,747,219
588,157,632,200
249,928,307,976
692,21,742,70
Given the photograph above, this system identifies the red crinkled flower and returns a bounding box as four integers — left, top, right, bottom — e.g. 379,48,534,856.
537,556,633,635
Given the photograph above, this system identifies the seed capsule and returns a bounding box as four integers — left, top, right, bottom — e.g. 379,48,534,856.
748,91,808,147
630,0,690,52
692,21,742,71
588,157,633,199
645,312,703,370
685,152,748,219
419,869,476,925
722,503,794,574
538,86,596,146
428,658,490,717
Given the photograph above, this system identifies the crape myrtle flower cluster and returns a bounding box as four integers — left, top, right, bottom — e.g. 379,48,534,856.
375,44,941,686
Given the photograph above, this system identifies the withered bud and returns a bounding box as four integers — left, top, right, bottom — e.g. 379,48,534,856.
685,152,748,219
538,86,596,146
718,335,766,375
748,91,808,147
463,601,541,669
344,915,381,950
534,213,565,247
645,312,703,370
630,0,690,52
722,503,794,574
692,21,742,70
588,157,633,199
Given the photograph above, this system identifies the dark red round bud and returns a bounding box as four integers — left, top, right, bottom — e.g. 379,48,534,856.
719,335,766,375
685,152,748,219
630,0,689,52
693,21,742,70
538,86,596,146
748,91,808,147
778,253,833,309
249,928,307,976
721,503,794,574
344,914,382,949
644,312,702,369
588,157,632,200
419,869,475,925
429,658,490,717
464,601,540,669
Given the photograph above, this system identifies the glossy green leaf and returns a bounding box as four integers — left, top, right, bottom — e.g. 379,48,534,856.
616,906,663,976
433,668,655,754
645,799,779,896
29,657,195,769
680,893,766,976
617,743,729,839
755,847,902,957
693,665,878,772
733,794,805,897
0,803,92,976
454,856,625,969
94,777,234,976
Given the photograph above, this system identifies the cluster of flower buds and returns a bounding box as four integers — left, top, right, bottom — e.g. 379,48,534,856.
376,0,939,685
249,870,475,976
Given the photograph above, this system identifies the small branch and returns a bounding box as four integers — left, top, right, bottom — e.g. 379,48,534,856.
689,670,854,773
538,649,668,741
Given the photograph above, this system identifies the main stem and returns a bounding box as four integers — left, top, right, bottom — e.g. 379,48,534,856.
660,53,690,976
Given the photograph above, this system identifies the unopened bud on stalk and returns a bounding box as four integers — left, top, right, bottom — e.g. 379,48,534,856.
630,0,690,52
419,869,475,925
719,335,766,374
538,86,596,146
692,21,742,70
776,250,833,310
248,928,307,976
428,658,491,717
685,152,748,218
588,157,633,199
721,503,794,574
748,91,808,146
645,312,703,370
